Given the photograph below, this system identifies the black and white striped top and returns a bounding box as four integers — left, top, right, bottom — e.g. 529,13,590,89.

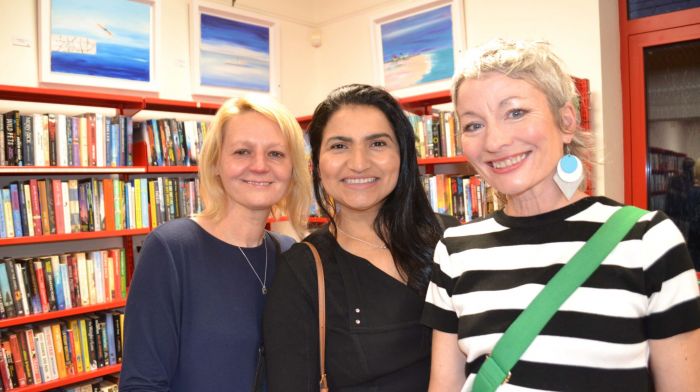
422,196,700,391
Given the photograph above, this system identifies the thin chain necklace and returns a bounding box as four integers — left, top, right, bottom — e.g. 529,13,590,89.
336,226,387,249
236,233,268,295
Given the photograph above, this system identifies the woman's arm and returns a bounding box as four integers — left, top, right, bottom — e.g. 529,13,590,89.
119,233,180,392
264,248,319,392
428,330,466,392
650,328,700,391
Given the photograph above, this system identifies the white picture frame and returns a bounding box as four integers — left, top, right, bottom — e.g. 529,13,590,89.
38,0,160,92
189,1,280,98
370,0,465,98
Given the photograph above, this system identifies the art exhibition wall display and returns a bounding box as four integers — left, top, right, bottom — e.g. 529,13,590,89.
38,0,160,92
371,0,465,97
190,1,280,98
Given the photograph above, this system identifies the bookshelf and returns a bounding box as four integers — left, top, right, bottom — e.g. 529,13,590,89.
0,84,224,391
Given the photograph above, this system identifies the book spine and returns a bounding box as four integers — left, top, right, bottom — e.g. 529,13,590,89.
4,259,24,317
21,115,33,166
14,262,30,317
50,255,65,311
25,329,41,383
32,260,49,313
2,188,13,238
42,257,58,311
4,111,17,165
51,179,65,235
9,183,23,237
8,334,27,387
22,183,34,237
16,330,33,385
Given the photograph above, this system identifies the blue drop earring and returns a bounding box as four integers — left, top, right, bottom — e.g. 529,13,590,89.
553,144,583,200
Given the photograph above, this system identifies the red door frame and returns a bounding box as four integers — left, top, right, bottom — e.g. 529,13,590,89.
619,1,700,207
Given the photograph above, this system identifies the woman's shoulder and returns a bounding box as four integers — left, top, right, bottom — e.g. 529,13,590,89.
147,218,202,243
267,231,296,252
280,227,335,268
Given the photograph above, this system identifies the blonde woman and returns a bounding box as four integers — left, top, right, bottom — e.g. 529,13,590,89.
120,96,311,392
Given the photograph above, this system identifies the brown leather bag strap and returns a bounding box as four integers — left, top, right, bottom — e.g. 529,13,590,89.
303,241,329,391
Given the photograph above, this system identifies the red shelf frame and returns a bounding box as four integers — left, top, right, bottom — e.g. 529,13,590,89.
145,165,199,173
0,299,126,329
0,228,150,246
142,97,220,115
11,364,121,392
0,166,146,175
417,156,467,165
0,84,142,112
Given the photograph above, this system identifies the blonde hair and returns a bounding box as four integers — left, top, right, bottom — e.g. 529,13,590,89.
197,95,312,236
453,39,593,189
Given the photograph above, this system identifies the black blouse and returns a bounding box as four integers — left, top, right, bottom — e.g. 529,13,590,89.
263,227,431,392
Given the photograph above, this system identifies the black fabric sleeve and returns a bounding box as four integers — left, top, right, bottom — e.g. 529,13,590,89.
263,245,320,392
119,232,181,392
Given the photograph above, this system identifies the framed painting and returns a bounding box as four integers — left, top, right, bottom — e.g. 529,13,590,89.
38,0,160,92
371,0,465,97
190,1,280,98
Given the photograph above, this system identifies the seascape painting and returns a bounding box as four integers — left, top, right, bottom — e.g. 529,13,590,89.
48,0,152,82
199,13,270,92
380,5,454,91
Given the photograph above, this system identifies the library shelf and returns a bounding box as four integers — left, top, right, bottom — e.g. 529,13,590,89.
145,165,199,174
0,166,146,175
0,228,151,246
10,364,122,392
0,299,126,329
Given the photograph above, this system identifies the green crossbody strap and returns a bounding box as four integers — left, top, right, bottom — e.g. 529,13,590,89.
473,206,648,392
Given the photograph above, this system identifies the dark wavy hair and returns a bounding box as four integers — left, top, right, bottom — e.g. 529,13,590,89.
308,84,442,294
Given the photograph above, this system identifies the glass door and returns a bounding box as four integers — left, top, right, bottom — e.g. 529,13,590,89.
627,25,700,269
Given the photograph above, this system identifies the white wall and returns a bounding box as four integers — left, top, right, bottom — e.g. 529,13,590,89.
0,0,318,116
313,0,623,200
0,0,624,199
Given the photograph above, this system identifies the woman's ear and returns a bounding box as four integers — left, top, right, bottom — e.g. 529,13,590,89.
559,102,577,143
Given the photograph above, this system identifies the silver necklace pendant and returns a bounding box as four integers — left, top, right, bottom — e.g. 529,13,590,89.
236,233,269,295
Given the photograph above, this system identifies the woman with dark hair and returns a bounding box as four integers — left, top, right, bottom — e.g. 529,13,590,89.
264,84,449,391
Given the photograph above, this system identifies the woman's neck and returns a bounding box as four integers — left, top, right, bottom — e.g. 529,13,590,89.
195,207,269,247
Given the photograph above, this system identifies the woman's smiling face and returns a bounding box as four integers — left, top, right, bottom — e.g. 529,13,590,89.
456,72,575,201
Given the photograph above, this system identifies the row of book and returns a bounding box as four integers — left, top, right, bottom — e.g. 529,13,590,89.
0,311,123,389
421,174,500,223
0,249,126,320
0,176,202,239
0,110,211,169
133,119,208,167
406,110,462,159
0,111,134,168
60,377,119,392
649,147,687,173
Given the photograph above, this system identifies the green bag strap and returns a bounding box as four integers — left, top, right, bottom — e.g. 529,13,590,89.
473,206,648,392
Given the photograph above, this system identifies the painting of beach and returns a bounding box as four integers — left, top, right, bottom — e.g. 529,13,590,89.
199,13,270,92
380,5,454,91
49,0,152,82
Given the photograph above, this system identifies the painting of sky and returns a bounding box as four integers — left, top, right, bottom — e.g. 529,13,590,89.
199,13,270,92
50,0,151,82
381,5,454,91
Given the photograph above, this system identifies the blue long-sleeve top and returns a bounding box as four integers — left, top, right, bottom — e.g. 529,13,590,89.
119,218,293,392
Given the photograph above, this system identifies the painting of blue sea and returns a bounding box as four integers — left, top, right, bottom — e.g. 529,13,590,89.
381,5,454,91
199,13,270,92
50,0,151,82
